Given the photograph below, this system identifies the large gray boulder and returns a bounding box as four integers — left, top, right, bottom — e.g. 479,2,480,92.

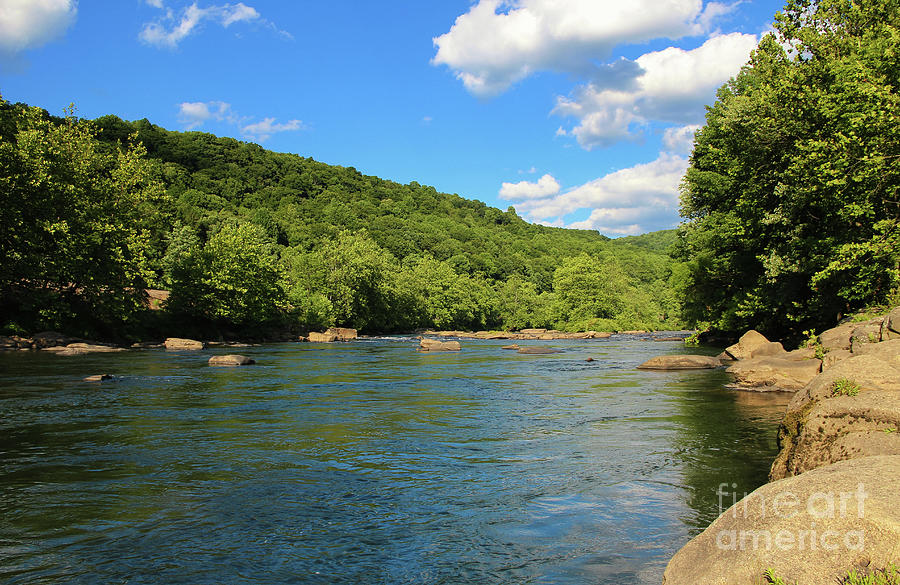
726,356,821,391
663,456,900,585
770,353,900,480
637,355,723,370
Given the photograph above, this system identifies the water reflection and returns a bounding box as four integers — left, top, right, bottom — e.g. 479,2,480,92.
0,339,788,584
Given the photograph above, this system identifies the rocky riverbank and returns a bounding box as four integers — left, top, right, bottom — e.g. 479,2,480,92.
663,307,900,584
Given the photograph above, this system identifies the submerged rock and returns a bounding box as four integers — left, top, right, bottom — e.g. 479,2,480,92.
663,456,900,585
516,346,562,354
83,374,114,382
209,354,255,366
637,355,723,370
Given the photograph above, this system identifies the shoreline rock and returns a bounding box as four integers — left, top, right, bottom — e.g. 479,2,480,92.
636,355,723,370
663,456,900,585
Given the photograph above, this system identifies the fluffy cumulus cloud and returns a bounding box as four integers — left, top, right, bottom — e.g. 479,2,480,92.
432,0,739,97
177,100,234,129
140,2,263,48
555,32,759,149
176,101,303,142
662,124,701,155
0,0,77,57
240,117,304,142
499,173,560,201
502,153,689,234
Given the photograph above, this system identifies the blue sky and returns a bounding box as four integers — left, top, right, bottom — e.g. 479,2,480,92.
0,0,783,236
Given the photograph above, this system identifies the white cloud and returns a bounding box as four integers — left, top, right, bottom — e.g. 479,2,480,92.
555,32,758,149
0,0,76,56
432,0,730,97
140,2,263,48
499,173,560,201
177,100,234,129
662,124,701,155
145,0,165,8
503,152,688,234
176,101,303,142
240,117,304,142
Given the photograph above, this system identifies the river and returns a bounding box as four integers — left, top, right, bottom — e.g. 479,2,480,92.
0,336,789,584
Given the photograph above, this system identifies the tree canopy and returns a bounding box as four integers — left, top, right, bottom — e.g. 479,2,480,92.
1,98,685,338
676,0,900,340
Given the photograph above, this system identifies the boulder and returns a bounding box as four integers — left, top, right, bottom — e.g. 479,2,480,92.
850,318,885,353
209,354,255,366
325,327,357,341
663,456,900,585
636,355,723,370
726,356,822,391
724,330,771,360
501,344,520,350
83,374,114,382
517,346,562,354
519,328,546,334
851,338,900,368
770,354,900,480
783,347,816,361
593,332,612,339
750,340,787,359
821,348,852,370
0,336,20,350
653,336,685,342
164,337,205,350
308,332,338,343
883,306,900,340
819,321,856,352
32,331,73,348
419,339,461,352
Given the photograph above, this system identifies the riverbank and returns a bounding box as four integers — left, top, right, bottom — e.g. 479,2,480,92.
663,306,900,584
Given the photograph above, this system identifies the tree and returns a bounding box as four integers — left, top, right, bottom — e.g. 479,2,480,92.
166,221,285,326
0,101,167,335
677,0,900,339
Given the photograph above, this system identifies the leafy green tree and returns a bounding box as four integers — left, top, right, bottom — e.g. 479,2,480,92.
677,0,900,339
0,101,167,335
166,221,284,326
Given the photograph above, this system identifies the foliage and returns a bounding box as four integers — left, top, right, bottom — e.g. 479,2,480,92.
831,378,861,397
764,564,900,585
165,221,284,327
676,0,900,342
0,99,168,337
1,97,687,337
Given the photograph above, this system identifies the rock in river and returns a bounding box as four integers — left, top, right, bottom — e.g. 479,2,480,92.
209,354,255,366
637,355,723,370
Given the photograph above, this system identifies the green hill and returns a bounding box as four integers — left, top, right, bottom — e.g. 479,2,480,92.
0,100,684,338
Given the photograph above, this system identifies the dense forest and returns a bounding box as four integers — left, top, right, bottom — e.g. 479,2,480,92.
0,98,683,340
676,0,900,343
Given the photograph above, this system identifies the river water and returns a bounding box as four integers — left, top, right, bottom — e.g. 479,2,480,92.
0,336,789,584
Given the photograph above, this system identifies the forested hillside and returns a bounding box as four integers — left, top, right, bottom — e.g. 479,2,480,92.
0,99,684,339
